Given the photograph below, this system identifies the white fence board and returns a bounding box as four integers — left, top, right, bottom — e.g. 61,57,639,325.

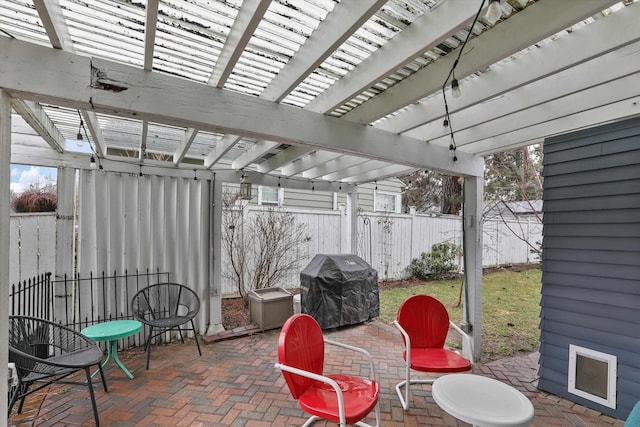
9,213,56,284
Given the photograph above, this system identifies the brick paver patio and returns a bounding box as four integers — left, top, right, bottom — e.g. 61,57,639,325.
9,320,626,426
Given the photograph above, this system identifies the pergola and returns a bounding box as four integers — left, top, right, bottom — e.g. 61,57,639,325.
1,0,639,416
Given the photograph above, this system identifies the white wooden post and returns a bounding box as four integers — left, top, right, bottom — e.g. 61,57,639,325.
346,190,358,255
207,177,224,335
463,176,484,362
1,89,12,425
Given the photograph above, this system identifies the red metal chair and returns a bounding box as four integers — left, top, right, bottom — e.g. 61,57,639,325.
275,314,381,427
394,294,473,410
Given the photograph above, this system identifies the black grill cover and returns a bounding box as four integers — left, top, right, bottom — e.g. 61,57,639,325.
300,254,379,329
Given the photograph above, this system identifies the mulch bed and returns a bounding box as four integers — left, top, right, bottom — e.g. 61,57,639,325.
222,297,251,330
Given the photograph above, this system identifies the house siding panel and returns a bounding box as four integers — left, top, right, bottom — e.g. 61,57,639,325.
538,116,640,420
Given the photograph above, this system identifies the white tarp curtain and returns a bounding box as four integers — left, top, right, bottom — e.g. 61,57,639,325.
77,170,212,334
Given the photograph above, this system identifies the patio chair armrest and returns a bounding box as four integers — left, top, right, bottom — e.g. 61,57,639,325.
448,321,474,365
274,362,347,425
325,338,377,380
393,320,412,361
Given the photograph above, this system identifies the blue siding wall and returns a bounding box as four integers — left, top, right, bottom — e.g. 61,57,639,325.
538,116,640,420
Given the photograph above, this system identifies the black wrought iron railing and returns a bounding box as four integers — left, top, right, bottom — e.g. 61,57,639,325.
9,272,53,319
9,269,171,352
53,268,170,330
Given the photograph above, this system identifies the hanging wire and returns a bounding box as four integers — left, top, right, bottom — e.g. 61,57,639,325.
77,110,105,171
441,0,487,162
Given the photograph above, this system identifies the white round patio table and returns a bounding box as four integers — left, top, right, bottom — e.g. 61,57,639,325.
432,373,534,427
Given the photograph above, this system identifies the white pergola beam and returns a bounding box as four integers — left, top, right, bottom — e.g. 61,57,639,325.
304,0,479,114
281,151,342,177
261,0,387,103
173,127,198,165
343,0,620,125
10,99,65,153
384,1,640,135
257,145,311,173
231,140,279,170
80,110,106,156
204,134,242,169
321,160,388,181
343,164,417,184
303,156,370,180
467,96,640,156
0,37,484,177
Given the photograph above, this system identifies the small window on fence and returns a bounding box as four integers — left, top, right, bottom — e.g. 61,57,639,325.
258,186,283,206
374,190,399,213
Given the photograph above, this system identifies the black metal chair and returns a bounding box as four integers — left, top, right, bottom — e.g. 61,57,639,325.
131,282,202,369
8,315,107,426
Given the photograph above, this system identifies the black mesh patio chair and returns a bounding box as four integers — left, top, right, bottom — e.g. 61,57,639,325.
131,282,202,369
8,315,107,426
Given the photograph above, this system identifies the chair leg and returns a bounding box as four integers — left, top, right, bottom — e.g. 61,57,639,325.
96,363,108,392
177,326,185,344
8,382,25,415
145,327,154,370
397,357,412,410
191,319,202,356
301,415,322,427
84,367,101,427
16,382,30,414
396,377,436,411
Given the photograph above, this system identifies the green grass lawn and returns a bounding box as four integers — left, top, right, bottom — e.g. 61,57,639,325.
378,268,542,362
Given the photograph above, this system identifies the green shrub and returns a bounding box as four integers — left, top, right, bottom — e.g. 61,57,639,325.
408,242,460,280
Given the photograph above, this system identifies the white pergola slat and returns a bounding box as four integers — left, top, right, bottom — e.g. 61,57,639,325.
384,1,640,136
143,0,159,71
260,0,387,103
428,74,640,150
33,0,73,51
343,0,620,125
304,0,479,114
281,151,342,177
257,145,311,173
464,95,640,156
404,41,640,142
10,100,65,153
302,156,371,180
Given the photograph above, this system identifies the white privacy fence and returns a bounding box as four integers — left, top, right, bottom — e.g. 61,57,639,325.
9,207,541,295
219,206,542,296
9,213,56,285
